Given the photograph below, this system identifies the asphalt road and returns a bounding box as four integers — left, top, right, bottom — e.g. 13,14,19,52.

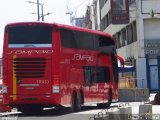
0,94,156,120
0,106,107,120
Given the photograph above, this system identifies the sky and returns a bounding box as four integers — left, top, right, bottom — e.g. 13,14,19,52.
0,0,93,57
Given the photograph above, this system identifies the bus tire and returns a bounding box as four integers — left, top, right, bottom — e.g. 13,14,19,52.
105,89,112,108
97,89,112,109
77,93,83,111
70,92,77,112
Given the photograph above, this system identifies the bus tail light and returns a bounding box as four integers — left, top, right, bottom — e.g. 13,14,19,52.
52,86,59,93
53,79,59,85
52,78,60,93
2,79,7,86
2,85,8,93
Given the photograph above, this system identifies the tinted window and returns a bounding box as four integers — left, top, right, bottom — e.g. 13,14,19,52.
60,29,77,48
83,66,111,84
8,26,52,48
75,31,94,50
98,36,115,47
60,28,115,52
60,29,94,50
83,66,94,84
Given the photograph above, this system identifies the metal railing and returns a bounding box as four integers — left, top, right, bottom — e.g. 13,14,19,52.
118,77,145,89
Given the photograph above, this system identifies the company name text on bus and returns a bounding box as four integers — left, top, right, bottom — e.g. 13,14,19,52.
8,50,54,55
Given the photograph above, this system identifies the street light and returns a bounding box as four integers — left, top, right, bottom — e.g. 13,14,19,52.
32,12,53,21
41,12,53,21
27,0,52,21
66,11,74,25
26,0,41,21
37,0,40,21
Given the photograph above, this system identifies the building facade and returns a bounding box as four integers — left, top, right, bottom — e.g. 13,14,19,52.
86,0,160,92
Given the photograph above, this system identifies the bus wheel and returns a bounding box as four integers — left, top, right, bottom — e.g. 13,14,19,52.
77,93,83,111
106,89,112,108
97,89,112,109
70,92,77,112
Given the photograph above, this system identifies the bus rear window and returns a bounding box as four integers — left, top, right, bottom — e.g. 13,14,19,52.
8,26,52,48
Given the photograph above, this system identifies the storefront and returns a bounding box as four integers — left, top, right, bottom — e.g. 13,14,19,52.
145,39,160,92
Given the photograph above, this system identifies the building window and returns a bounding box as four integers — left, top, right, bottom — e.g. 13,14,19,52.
83,66,111,84
113,35,117,49
108,11,112,25
121,29,126,46
100,18,105,31
119,32,123,48
115,33,121,48
100,11,112,31
129,0,135,5
117,32,121,48
99,0,106,9
127,25,133,44
132,21,137,42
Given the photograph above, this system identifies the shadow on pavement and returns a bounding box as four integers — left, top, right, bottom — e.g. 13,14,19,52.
18,105,105,117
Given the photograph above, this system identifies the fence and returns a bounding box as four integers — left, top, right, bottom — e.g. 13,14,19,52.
118,77,145,89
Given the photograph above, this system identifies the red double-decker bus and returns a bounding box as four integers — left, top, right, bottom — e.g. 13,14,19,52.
2,22,123,113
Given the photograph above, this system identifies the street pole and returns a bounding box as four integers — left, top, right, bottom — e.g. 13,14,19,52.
37,0,40,21
27,1,52,21
41,4,44,21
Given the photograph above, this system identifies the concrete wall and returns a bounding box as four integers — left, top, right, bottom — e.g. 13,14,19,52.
141,0,160,14
136,58,147,88
117,42,138,61
143,19,160,39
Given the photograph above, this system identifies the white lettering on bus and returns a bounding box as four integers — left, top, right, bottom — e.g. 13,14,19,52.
8,50,54,55
72,54,94,62
36,80,49,84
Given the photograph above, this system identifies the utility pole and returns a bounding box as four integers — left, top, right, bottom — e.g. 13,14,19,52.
37,0,40,21
41,3,44,21
66,4,76,25
27,0,52,21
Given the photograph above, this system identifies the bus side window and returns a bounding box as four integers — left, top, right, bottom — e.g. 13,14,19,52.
103,67,111,83
83,66,97,84
83,66,91,84
96,67,111,83
83,66,111,84
60,29,77,48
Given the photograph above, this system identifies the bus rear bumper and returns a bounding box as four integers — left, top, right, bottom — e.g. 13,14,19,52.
3,94,61,107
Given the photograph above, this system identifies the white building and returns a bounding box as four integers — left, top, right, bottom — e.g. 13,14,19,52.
88,0,160,92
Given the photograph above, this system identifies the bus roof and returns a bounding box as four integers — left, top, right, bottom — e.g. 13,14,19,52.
5,22,112,38
53,23,112,38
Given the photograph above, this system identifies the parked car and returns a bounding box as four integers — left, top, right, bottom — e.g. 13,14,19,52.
0,83,12,112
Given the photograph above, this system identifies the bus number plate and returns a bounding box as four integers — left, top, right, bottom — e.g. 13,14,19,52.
36,80,49,84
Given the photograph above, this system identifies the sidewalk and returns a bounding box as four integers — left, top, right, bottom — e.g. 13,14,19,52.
85,93,160,120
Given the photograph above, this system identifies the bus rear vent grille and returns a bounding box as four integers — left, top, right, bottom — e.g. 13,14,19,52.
13,58,46,78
